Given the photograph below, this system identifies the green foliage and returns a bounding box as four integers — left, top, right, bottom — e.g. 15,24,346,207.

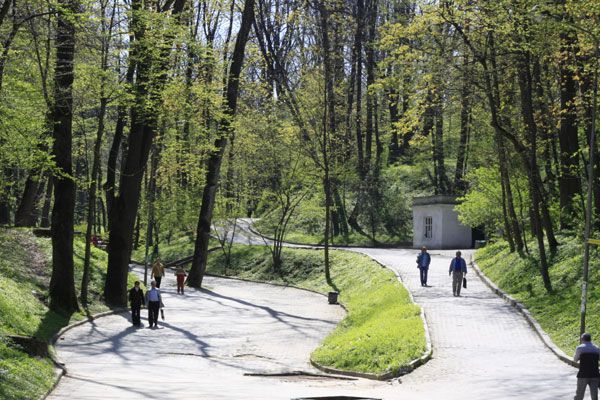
205,245,426,375
456,166,531,236
0,338,55,400
0,229,139,399
475,236,600,353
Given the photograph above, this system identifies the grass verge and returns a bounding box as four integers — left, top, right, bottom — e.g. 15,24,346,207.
204,244,426,375
0,228,139,399
475,235,600,354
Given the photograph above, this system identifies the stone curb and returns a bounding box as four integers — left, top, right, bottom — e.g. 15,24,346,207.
469,255,577,369
206,252,433,381
42,308,129,400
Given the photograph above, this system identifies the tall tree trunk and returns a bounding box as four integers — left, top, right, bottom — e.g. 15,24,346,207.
557,6,582,229
517,54,553,291
104,0,186,306
105,29,136,230
15,174,42,226
387,78,400,164
40,176,53,227
82,0,115,305
81,96,107,306
454,52,470,193
187,0,255,288
49,0,79,313
433,103,449,194
354,0,364,178
364,0,377,172
497,133,524,254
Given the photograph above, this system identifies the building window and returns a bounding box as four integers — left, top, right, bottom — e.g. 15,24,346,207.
424,216,433,239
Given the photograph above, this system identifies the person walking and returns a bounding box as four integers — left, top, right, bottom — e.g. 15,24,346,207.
574,332,600,400
416,246,431,287
174,266,187,294
128,281,144,327
448,251,467,297
145,281,163,328
151,258,165,288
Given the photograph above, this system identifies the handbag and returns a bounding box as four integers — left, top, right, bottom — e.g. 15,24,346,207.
463,277,467,289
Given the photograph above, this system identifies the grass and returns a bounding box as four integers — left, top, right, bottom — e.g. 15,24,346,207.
276,230,407,247
205,244,426,375
0,228,139,399
474,235,600,354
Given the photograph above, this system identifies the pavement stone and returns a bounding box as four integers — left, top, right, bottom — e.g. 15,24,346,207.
48,240,580,399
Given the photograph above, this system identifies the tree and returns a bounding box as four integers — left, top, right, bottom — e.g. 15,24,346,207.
187,0,255,288
48,0,79,313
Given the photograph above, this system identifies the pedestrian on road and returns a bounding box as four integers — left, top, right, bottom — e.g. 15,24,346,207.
145,280,163,328
449,251,467,297
128,281,145,327
573,332,600,400
151,258,165,288
175,266,187,294
416,246,431,287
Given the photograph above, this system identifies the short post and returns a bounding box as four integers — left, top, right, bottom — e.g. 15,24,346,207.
328,291,339,304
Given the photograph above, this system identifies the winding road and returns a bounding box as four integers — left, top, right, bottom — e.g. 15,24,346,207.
48,223,577,399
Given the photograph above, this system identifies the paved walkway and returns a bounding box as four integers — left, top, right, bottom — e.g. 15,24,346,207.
353,248,576,399
49,232,579,399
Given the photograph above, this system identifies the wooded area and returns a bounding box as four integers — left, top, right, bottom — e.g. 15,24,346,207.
1,0,599,309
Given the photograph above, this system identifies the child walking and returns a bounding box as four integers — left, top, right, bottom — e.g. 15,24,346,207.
175,266,187,294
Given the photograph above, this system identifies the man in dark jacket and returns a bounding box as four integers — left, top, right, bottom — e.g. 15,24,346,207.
574,332,600,400
448,251,467,297
128,281,145,327
416,246,431,287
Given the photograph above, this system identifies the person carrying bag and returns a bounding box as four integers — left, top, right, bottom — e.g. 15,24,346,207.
448,251,467,297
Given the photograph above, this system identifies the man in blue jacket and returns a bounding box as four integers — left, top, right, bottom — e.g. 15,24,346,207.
449,251,467,296
416,246,431,287
574,332,600,400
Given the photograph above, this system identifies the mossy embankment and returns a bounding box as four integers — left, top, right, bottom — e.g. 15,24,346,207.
0,228,138,399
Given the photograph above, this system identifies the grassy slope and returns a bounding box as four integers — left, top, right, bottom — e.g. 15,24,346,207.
131,232,219,264
475,236,599,353
206,245,426,375
0,228,139,399
277,230,405,247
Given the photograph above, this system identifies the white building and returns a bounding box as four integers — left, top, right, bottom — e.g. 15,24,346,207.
412,195,472,249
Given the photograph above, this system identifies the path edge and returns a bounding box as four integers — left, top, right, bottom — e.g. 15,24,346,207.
41,308,128,400
469,255,577,369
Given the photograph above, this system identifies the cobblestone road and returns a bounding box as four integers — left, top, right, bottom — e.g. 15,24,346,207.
48,243,579,399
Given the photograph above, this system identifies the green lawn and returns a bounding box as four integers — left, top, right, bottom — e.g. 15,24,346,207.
475,236,600,353
206,244,426,375
0,228,139,399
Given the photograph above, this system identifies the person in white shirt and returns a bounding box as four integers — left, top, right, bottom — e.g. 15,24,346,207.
145,281,163,328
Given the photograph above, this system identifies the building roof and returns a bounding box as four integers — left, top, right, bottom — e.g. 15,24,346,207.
412,195,460,206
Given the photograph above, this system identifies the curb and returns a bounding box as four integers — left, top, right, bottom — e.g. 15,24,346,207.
206,253,432,381
42,308,129,399
469,256,577,369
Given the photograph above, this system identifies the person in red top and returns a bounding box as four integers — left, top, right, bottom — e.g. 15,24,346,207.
174,266,187,294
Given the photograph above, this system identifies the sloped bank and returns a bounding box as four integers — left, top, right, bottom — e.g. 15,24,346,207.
204,244,429,378
474,237,600,361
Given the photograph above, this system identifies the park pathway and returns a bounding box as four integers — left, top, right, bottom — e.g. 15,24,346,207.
49,224,578,399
